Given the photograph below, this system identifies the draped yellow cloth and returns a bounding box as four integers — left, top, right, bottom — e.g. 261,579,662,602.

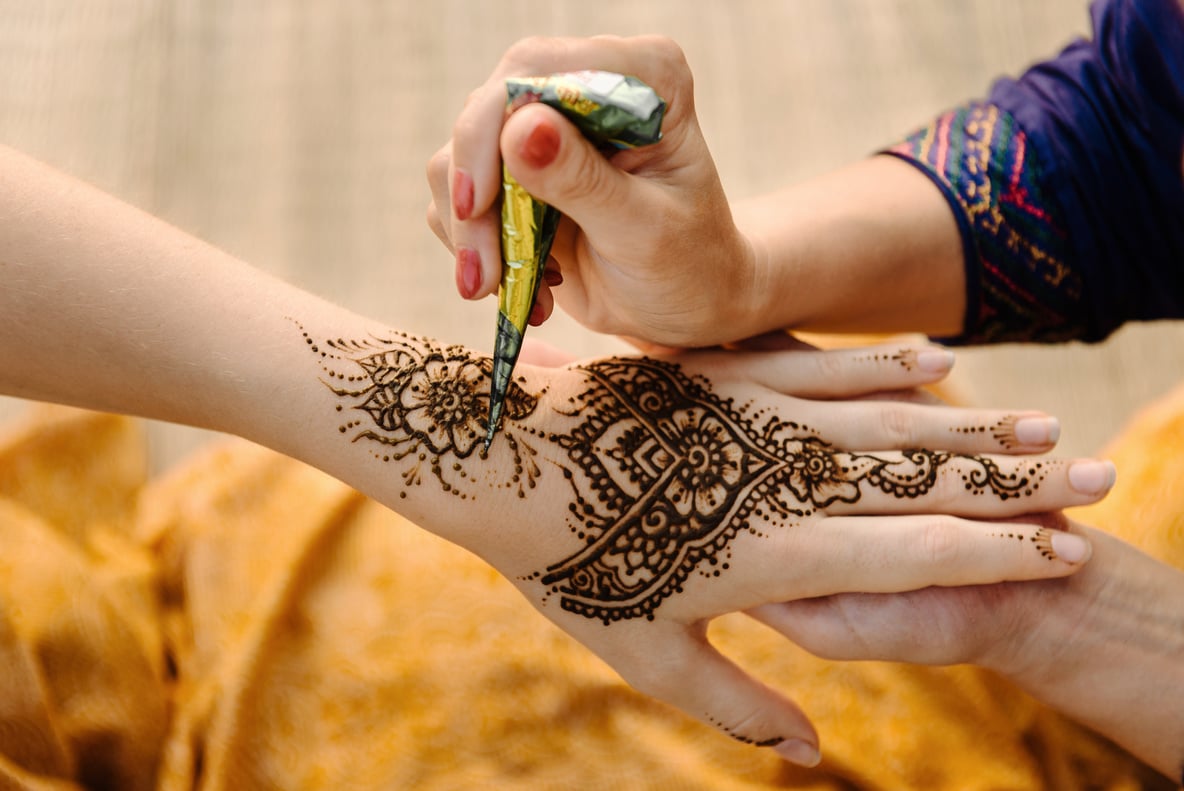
0,397,1177,790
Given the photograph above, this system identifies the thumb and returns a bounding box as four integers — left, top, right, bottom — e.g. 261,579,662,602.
501,102,650,238
605,621,823,768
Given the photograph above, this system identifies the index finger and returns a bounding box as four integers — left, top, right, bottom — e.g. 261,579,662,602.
449,34,690,221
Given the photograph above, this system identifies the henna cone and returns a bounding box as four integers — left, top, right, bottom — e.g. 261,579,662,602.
485,71,666,450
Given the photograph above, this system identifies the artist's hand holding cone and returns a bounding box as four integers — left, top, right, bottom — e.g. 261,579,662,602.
427,35,752,346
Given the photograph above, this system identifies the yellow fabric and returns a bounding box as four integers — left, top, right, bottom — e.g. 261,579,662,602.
0,397,1178,790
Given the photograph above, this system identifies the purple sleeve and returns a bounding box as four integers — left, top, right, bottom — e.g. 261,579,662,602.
885,0,1184,344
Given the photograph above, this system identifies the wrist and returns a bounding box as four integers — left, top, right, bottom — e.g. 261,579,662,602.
984,524,1184,778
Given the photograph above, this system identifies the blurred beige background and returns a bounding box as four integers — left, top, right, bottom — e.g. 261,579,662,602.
0,0,1180,467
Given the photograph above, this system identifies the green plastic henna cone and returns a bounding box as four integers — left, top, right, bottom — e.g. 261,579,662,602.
485,71,667,451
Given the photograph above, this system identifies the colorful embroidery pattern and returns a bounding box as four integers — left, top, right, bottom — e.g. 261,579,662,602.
886,102,1083,343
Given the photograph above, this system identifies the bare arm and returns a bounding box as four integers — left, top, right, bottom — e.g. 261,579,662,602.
736,155,965,337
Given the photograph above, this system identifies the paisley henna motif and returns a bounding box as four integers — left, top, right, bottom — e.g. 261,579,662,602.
299,327,1048,625
538,358,1048,624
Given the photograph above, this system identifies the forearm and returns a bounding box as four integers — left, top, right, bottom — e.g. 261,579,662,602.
0,144,313,440
995,526,1184,779
0,144,556,552
735,155,966,339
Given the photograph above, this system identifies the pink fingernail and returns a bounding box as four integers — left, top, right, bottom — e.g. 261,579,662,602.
916,349,955,373
1049,531,1091,564
1068,459,1117,495
773,739,821,767
452,168,474,221
1013,416,1060,445
456,247,482,299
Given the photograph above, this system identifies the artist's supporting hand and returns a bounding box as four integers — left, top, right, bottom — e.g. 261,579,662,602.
0,144,1111,767
759,521,1184,780
427,36,966,347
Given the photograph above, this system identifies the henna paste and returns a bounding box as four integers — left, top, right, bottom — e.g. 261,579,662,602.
535,358,1048,624
952,415,1028,450
299,328,1052,626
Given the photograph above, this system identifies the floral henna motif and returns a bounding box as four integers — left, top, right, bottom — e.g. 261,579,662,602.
297,324,540,499
537,358,1049,625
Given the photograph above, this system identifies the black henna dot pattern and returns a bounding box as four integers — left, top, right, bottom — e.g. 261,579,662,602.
985,526,1058,559
951,415,1027,451
856,348,917,371
705,714,783,748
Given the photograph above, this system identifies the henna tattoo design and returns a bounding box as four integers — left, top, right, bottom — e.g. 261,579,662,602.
952,415,1027,450
299,328,1051,626
706,715,782,747
856,348,918,371
533,358,1049,624
988,526,1057,559
296,322,541,499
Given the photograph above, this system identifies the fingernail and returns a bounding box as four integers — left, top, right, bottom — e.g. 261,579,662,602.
916,348,955,373
543,258,564,287
1013,416,1060,445
1068,459,1117,494
521,120,560,169
528,301,546,326
773,739,821,768
1049,531,1091,564
452,168,474,221
456,247,482,299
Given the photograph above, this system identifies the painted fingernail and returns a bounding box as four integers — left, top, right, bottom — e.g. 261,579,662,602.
521,120,560,169
1049,531,1091,564
543,258,564,287
1068,459,1117,495
773,739,821,768
1013,416,1060,445
456,247,482,299
452,168,474,221
916,349,955,373
528,301,546,326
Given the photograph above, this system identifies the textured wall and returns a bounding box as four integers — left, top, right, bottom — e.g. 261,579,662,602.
1,0,1180,465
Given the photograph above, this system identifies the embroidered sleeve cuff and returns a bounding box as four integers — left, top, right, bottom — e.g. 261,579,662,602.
882,102,1085,345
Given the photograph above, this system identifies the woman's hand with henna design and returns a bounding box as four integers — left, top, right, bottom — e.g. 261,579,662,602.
300,330,1108,765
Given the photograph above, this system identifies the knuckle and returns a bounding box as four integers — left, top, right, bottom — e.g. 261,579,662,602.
809,349,848,384
425,146,450,184
425,203,451,248
502,35,562,71
616,656,678,701
646,34,690,70
877,404,917,447
918,517,966,566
